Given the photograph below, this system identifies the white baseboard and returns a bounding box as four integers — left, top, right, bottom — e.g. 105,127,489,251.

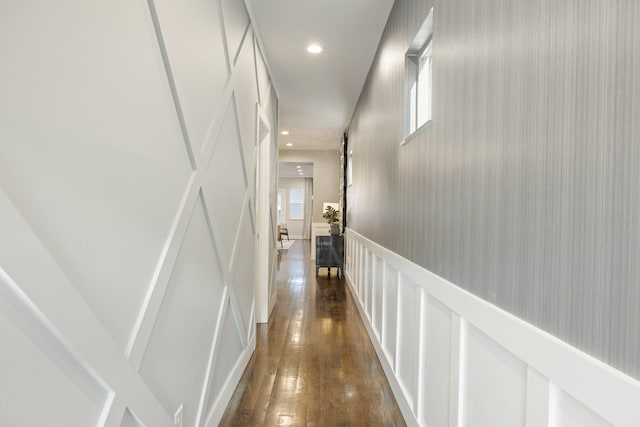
344,228,640,427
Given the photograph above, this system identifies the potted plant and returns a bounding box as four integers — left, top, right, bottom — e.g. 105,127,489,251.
322,205,341,235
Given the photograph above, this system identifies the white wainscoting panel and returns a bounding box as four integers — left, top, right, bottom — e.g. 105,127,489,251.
464,325,527,426
365,250,373,321
372,255,384,340
420,295,452,427
382,264,399,368
359,245,366,298
552,388,612,427
397,277,421,411
345,229,640,427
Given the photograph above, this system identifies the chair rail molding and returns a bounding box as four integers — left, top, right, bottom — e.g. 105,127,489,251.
344,228,640,427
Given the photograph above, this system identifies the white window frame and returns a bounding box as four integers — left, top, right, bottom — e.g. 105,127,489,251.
403,7,434,144
288,187,304,220
415,38,432,128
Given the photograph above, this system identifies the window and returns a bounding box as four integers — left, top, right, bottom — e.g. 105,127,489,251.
289,188,304,220
405,7,434,139
416,40,432,127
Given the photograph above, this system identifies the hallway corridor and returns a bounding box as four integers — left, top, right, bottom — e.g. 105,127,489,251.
220,241,406,426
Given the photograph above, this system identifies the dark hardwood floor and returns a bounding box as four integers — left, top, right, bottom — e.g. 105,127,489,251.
219,240,406,426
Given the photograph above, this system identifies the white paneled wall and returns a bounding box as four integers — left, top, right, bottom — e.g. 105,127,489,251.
0,0,277,425
345,229,640,427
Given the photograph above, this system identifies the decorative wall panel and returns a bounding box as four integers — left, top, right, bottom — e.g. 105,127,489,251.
463,326,527,427
397,277,420,409
153,0,229,157
372,256,384,338
231,204,257,332
0,0,278,425
234,30,260,169
203,99,248,270
120,409,143,427
204,302,244,423
382,265,398,366
553,389,612,427
0,310,105,427
139,199,224,427
0,0,192,351
421,296,452,427
221,0,250,63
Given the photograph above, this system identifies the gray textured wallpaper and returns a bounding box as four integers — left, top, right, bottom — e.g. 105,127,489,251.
347,0,640,379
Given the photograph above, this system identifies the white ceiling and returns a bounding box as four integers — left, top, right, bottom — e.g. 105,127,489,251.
279,162,313,178
246,0,394,151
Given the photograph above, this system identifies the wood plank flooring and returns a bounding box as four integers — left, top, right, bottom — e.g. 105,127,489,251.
220,241,406,426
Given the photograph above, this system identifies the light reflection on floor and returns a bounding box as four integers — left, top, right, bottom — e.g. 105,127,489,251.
220,240,406,426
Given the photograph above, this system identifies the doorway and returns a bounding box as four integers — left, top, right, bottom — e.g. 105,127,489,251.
277,162,313,241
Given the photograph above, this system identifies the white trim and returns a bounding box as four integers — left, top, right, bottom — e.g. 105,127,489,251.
345,228,640,427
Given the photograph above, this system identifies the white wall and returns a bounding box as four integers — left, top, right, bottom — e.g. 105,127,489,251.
0,0,277,425
345,229,640,427
279,150,340,222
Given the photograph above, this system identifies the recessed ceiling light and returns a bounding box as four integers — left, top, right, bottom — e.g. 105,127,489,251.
299,172,304,175
281,130,289,135
296,165,302,168
306,44,323,54
286,143,293,147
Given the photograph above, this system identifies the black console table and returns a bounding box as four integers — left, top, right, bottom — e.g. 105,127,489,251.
315,235,344,278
